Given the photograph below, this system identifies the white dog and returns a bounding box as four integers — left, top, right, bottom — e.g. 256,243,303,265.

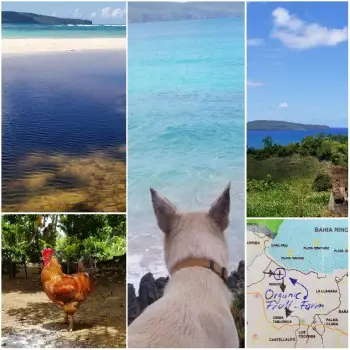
128,184,239,348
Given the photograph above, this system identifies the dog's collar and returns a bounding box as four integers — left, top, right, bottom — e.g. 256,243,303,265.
170,258,228,283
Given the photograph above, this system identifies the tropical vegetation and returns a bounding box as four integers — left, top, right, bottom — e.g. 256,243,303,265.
247,134,348,217
1,214,126,263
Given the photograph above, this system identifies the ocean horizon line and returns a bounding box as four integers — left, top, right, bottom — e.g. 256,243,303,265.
2,23,126,27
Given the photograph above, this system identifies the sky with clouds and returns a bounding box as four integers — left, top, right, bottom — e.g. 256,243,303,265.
248,2,348,127
2,2,126,25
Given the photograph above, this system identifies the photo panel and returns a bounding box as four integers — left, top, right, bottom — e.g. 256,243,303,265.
127,1,245,348
247,1,348,218
2,1,127,213
1,214,126,347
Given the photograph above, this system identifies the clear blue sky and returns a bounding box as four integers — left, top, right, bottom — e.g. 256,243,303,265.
248,2,348,128
2,1,126,24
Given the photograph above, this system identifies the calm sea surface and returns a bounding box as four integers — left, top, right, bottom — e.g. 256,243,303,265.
268,219,348,274
2,50,126,211
2,24,126,38
248,128,348,149
128,18,245,286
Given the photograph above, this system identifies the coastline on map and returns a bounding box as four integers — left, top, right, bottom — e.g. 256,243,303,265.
2,3,126,212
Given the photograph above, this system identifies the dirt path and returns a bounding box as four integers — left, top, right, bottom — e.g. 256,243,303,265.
2,266,126,348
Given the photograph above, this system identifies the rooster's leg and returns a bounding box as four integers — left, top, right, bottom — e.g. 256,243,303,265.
68,315,74,332
64,313,69,324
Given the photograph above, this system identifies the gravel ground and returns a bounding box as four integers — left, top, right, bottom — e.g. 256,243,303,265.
2,266,126,348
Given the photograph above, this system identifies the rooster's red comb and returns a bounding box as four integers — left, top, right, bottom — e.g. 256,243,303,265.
42,248,54,256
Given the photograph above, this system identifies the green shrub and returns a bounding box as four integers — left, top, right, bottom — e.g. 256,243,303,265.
312,173,332,192
249,134,348,167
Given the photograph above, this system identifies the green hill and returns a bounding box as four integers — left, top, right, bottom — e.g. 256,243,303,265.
128,2,244,23
2,11,92,25
248,120,330,131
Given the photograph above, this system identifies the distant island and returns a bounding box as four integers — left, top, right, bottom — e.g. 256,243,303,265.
128,2,243,23
2,11,92,25
248,120,330,131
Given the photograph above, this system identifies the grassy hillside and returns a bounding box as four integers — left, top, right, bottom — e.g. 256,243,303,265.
246,133,348,218
247,155,331,217
247,155,327,181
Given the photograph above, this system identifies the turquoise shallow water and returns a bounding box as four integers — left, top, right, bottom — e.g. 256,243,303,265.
2,24,126,38
267,219,348,274
128,18,245,284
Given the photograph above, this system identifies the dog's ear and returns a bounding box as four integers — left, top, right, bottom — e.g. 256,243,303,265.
150,188,177,234
208,183,230,232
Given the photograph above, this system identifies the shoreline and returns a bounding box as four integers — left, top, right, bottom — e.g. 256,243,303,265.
2,37,126,54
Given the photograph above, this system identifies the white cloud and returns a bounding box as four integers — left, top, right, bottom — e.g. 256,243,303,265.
73,8,81,18
247,38,265,46
90,12,97,18
52,12,56,17
247,80,264,87
278,102,288,109
100,7,126,19
271,7,348,49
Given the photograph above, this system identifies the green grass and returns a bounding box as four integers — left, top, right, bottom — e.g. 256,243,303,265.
246,219,284,234
247,155,331,217
247,154,330,181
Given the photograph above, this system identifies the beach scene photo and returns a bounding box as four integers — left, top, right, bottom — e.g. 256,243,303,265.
247,1,348,218
127,2,245,347
2,2,126,212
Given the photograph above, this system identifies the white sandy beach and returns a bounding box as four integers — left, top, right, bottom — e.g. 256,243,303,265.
2,37,126,54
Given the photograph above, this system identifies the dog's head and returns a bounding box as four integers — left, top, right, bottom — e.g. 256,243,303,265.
150,184,230,272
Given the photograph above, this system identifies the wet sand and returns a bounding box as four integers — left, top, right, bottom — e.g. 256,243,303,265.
2,266,126,348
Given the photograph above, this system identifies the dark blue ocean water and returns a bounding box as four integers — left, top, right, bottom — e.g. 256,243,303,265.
2,24,126,38
2,51,126,208
248,128,348,149
128,18,244,284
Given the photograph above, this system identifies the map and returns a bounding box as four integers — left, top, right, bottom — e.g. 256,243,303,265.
247,219,348,348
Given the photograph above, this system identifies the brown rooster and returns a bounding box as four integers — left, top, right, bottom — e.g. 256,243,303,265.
41,248,94,331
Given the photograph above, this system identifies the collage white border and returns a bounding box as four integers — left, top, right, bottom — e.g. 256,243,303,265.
0,0,349,349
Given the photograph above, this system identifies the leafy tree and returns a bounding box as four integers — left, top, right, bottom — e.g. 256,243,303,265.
1,214,126,264
262,136,274,149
